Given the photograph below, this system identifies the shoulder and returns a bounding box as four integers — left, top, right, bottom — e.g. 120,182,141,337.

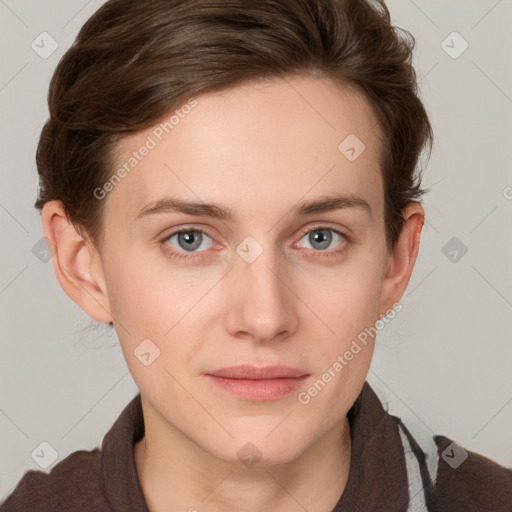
434,434,512,512
391,412,512,511
0,447,109,512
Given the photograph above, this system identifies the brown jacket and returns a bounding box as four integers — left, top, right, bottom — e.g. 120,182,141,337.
1,381,511,511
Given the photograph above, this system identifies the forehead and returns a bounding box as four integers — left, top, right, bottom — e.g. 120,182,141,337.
105,75,384,225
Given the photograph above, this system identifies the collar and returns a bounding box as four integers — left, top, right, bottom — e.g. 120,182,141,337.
101,393,149,511
101,381,409,511
333,380,409,510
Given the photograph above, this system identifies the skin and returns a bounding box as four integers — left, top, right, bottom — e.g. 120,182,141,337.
41,75,424,512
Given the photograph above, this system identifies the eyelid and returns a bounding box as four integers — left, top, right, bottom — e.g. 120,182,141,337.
159,222,350,260
160,223,349,244
159,224,217,243
159,226,219,262
294,223,351,244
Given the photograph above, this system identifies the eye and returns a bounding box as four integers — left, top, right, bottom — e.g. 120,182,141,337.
159,225,349,262
162,229,214,255
296,227,347,253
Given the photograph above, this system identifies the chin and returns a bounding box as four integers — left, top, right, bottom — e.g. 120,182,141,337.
207,425,310,468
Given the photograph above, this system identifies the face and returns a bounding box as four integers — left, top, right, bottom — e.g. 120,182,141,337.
92,75,393,464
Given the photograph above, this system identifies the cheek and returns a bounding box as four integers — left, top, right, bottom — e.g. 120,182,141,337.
106,266,162,329
304,253,384,340
104,249,192,333
295,261,382,420
103,254,223,370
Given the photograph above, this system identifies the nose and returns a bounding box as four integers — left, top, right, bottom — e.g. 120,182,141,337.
225,244,299,343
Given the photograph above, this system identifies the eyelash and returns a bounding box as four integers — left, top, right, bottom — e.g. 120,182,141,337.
158,225,351,262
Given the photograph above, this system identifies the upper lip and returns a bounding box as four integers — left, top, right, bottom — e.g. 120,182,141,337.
207,365,309,380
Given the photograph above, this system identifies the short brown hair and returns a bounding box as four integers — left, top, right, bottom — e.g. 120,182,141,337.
35,0,432,251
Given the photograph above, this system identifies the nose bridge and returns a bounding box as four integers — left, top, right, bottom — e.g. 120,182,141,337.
226,236,298,341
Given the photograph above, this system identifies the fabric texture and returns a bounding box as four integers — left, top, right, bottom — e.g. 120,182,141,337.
1,381,511,511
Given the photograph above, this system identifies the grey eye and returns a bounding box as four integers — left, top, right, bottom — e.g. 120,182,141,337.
300,229,342,251
166,230,214,252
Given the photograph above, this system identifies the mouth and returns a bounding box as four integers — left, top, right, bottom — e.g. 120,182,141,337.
205,365,310,401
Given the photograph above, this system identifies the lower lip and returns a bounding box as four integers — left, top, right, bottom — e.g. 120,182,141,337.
206,375,309,401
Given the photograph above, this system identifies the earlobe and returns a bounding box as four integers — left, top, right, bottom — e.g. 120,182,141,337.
379,203,425,315
41,200,113,324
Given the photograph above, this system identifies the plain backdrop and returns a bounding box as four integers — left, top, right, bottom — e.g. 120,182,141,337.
1,0,511,499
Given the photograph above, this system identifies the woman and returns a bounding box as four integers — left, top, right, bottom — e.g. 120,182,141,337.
2,0,511,510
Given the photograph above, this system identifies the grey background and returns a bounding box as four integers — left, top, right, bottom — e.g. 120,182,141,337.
1,0,511,499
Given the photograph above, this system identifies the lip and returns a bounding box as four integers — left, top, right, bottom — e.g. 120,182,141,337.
205,365,310,401
208,365,308,379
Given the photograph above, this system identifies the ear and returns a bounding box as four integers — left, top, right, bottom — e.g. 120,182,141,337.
40,200,113,324
378,202,425,316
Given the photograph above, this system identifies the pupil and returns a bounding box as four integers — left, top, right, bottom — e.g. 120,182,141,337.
310,229,331,250
179,231,201,251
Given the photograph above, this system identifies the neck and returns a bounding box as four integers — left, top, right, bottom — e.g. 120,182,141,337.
134,408,352,512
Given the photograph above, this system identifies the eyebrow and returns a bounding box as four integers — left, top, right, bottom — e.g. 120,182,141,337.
135,193,372,221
